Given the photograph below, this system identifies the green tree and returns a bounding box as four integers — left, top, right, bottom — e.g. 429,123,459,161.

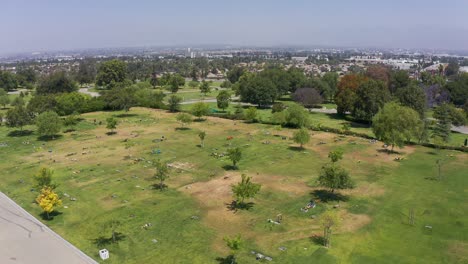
134,89,165,109
227,67,245,84
11,96,25,107
434,103,466,126
231,174,261,205
75,59,96,86
432,105,452,144
328,150,343,163
96,59,127,88
149,75,159,88
224,234,243,264
198,131,206,147
244,107,258,122
37,71,77,94
227,147,242,168
63,113,79,131
216,90,230,111
6,105,31,130
395,84,427,118
318,164,353,193
33,167,57,190
167,95,182,112
102,85,137,112
0,88,10,108
322,72,339,100
176,113,192,128
372,102,423,152
36,111,62,138
390,70,410,93
293,127,310,148
154,160,169,190
352,80,390,122
188,80,199,89
191,102,209,120
106,117,117,133
320,211,340,248
199,80,211,96
0,71,18,91
16,67,37,86
55,92,88,115
238,74,278,107
285,103,310,128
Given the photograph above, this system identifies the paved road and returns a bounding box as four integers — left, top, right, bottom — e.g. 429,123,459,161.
78,88,100,97
0,192,98,264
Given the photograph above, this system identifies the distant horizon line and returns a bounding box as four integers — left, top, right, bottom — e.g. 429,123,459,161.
2,43,468,58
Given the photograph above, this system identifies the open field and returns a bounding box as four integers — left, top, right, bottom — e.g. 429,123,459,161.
0,107,467,263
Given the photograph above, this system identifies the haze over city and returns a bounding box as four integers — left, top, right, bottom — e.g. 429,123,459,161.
1,1,467,264
2,0,468,54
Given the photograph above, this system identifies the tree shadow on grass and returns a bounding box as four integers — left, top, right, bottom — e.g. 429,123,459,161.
175,127,190,131
215,255,235,264
310,234,326,246
311,190,348,203
106,131,117,136
226,200,254,212
222,164,238,171
37,135,63,142
288,146,304,151
151,183,168,190
7,130,33,137
39,211,62,221
376,148,402,155
115,113,138,118
92,232,125,247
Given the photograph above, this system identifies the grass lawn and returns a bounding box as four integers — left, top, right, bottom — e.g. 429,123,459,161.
0,107,466,263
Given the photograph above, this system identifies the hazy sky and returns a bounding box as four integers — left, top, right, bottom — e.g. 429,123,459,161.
1,0,468,54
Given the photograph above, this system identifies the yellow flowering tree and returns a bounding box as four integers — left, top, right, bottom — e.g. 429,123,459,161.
36,187,62,219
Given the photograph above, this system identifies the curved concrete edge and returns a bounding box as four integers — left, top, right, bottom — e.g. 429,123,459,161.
0,192,99,264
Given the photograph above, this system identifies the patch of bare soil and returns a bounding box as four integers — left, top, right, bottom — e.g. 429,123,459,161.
339,211,372,233
448,241,468,263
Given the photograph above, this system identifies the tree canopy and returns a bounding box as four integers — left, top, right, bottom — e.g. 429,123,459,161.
372,102,422,151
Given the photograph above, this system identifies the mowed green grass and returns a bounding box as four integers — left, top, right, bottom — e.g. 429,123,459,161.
0,107,466,263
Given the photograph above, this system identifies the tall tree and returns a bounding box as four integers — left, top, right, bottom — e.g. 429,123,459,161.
335,74,368,115
372,102,423,152
0,71,18,91
0,88,10,108
96,59,127,88
36,111,62,138
6,105,31,130
191,102,210,120
199,80,211,96
76,59,97,86
167,95,182,112
216,90,231,111
227,66,245,84
395,84,427,118
322,72,339,100
37,71,77,94
293,88,323,108
293,127,310,148
352,80,390,122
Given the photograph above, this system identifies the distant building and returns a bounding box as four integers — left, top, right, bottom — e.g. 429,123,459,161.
460,66,468,73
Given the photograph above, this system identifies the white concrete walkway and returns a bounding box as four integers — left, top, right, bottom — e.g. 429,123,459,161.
0,192,98,264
